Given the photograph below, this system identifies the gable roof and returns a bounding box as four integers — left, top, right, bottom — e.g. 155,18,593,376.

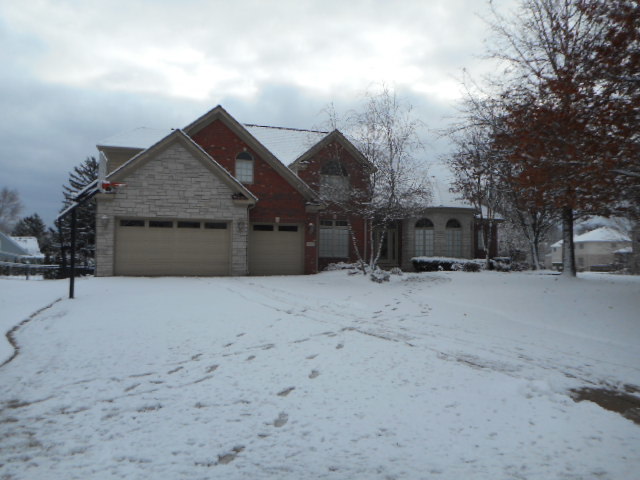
97,127,172,150
108,129,257,203
11,237,43,257
183,105,320,202
289,129,373,171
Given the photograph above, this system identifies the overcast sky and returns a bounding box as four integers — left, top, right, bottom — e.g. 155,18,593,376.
0,0,510,227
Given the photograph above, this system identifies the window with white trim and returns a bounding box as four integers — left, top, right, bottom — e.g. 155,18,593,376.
414,218,434,256
235,151,254,184
319,220,349,258
445,218,462,257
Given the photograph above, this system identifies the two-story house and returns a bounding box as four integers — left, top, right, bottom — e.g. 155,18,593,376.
94,105,482,276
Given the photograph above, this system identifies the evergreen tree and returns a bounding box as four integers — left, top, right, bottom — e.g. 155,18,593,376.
57,157,98,271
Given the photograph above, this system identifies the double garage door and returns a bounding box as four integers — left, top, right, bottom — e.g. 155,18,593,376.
115,219,230,276
115,219,304,276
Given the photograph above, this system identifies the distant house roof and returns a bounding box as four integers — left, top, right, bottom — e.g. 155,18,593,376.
10,237,43,257
0,232,43,259
551,227,631,247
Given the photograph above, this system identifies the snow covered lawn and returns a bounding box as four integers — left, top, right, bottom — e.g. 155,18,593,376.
1,271,639,479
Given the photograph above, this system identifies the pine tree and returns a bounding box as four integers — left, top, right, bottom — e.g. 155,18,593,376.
57,157,98,271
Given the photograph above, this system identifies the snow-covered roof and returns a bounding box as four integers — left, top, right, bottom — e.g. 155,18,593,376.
244,125,328,165
428,175,473,209
10,237,43,256
615,246,632,254
551,227,631,247
96,124,330,167
97,127,173,149
576,227,630,243
94,123,473,212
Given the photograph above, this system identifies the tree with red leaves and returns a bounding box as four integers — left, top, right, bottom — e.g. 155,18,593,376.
483,0,636,276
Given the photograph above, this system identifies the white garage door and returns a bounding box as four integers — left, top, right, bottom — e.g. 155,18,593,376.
115,219,230,276
249,223,304,275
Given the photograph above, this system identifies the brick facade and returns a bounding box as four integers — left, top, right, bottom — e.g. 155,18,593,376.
294,139,372,269
191,120,319,274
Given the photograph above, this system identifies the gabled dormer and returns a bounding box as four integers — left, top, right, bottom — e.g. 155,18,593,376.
290,130,373,204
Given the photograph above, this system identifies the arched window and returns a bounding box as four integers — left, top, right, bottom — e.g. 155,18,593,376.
320,160,348,201
414,218,434,256
446,218,462,257
235,151,254,184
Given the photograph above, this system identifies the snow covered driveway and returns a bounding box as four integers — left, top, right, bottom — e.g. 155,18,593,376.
1,272,639,479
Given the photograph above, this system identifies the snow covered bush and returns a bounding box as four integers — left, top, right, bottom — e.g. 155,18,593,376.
370,268,390,283
324,262,360,272
489,257,512,272
412,257,484,273
390,267,403,275
462,262,481,272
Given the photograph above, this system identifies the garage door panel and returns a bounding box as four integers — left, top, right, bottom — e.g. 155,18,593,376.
115,219,230,276
249,224,303,275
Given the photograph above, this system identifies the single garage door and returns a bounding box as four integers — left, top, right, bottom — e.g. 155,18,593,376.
115,219,230,276
249,223,304,275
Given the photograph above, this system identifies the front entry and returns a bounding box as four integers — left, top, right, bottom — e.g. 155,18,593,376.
374,225,399,267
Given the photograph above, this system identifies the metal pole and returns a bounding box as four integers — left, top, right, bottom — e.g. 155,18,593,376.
70,208,76,299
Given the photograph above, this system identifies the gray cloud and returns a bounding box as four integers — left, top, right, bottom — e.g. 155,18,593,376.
0,0,512,227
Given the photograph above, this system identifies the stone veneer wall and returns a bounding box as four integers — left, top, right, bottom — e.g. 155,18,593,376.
401,209,476,271
96,141,250,276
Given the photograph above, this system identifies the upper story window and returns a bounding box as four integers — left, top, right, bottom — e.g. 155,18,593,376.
320,160,349,202
415,218,434,256
235,151,254,184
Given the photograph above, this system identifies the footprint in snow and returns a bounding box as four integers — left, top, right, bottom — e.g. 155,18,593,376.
217,445,245,465
273,412,288,427
206,364,219,373
336,343,344,350
246,355,256,361
277,387,295,397
167,366,183,375
309,370,320,379
306,354,318,360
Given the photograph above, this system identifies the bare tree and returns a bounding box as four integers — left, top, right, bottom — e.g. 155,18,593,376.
0,187,23,233
322,86,431,273
352,87,431,268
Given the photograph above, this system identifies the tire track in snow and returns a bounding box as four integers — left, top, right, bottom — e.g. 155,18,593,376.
1,297,64,369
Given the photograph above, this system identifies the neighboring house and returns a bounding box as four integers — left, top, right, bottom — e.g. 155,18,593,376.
94,105,489,276
0,233,43,263
550,226,632,271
